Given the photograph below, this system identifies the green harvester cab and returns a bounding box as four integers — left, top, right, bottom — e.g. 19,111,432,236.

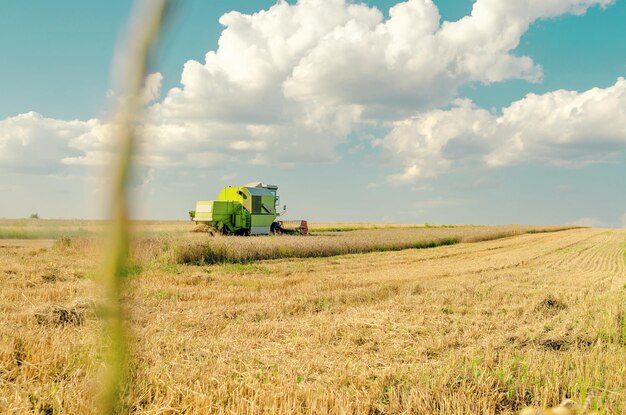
190,182,280,235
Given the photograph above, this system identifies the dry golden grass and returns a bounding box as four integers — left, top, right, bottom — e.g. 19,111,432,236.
0,219,194,239
133,224,573,265
1,220,570,265
0,219,546,239
1,227,624,413
306,222,462,232
0,219,487,240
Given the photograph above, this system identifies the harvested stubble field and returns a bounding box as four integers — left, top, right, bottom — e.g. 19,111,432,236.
1,224,625,414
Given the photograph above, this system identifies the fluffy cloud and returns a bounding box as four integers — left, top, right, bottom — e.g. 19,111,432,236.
385,77,626,182
141,72,163,104
147,0,614,165
383,99,493,181
485,77,626,167
284,0,614,116
0,0,617,177
0,112,109,173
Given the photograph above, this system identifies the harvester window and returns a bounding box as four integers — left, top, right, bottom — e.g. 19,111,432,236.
252,196,261,213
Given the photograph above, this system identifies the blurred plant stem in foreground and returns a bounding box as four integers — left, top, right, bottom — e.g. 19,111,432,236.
99,0,170,413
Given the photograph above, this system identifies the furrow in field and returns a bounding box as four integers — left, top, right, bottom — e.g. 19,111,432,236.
517,230,613,273
306,229,614,303
420,229,597,278
294,230,590,290
552,231,626,284
298,229,587,281
542,233,601,270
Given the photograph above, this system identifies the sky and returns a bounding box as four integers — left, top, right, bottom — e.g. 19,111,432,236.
1,0,625,226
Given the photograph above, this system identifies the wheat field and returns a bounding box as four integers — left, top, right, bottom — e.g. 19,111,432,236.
1,225,625,414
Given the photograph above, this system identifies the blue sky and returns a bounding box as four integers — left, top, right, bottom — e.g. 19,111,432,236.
1,0,625,226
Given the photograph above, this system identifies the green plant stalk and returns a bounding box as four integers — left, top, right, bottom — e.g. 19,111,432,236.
99,1,170,413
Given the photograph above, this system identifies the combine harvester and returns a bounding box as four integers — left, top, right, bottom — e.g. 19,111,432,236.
189,182,308,236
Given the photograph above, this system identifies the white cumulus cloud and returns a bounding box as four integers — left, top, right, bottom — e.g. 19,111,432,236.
0,0,617,178
0,112,108,173
384,99,493,181
147,0,614,166
385,77,626,182
141,72,163,105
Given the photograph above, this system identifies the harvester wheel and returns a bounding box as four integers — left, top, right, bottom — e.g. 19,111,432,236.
271,222,283,235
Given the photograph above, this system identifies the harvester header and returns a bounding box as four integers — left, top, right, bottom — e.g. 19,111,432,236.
189,182,307,236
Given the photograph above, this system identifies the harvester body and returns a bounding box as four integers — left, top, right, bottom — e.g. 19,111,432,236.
191,182,280,235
